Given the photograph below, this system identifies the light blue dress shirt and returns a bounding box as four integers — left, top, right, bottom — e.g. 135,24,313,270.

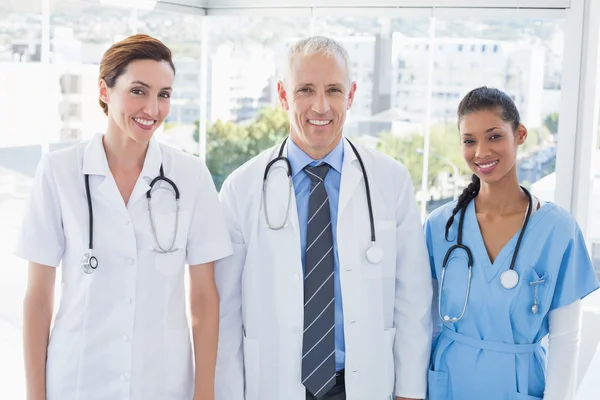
287,137,345,371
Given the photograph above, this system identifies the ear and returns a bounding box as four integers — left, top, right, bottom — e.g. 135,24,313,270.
516,124,528,145
347,81,357,110
277,81,289,111
99,79,110,105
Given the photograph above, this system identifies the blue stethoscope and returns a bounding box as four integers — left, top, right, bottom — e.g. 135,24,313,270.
262,137,384,264
80,164,181,274
438,186,533,323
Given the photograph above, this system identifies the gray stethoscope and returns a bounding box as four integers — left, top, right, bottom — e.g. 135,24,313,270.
80,164,180,274
262,137,384,264
438,186,532,323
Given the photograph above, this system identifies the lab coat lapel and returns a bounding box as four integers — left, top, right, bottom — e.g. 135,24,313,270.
127,139,161,209
82,133,128,218
338,139,362,218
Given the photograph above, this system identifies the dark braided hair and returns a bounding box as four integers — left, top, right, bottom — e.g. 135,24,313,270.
444,87,521,240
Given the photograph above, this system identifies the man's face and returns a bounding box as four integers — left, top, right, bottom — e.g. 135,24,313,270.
278,52,356,158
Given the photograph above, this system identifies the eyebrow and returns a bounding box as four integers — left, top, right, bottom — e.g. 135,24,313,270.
295,83,346,89
131,80,172,91
462,127,502,136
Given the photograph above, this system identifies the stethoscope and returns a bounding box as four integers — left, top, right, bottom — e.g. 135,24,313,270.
80,164,180,274
262,137,384,264
438,186,533,323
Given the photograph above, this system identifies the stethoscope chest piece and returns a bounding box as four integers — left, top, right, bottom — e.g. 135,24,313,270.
366,243,384,264
500,269,519,289
81,252,98,275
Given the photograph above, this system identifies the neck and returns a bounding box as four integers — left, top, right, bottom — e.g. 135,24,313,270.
290,134,342,160
476,170,527,215
103,124,148,173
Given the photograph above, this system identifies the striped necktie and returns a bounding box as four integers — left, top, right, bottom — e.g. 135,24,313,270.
301,163,336,399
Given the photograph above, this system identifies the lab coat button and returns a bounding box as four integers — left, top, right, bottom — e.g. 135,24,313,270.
121,372,129,381
125,220,131,226
293,274,300,282
124,297,132,304
122,335,129,342
126,258,134,266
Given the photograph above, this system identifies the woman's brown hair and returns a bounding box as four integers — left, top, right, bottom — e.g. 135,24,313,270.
98,34,176,115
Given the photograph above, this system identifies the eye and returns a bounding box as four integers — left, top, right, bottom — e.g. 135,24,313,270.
159,92,171,99
463,139,475,145
298,88,312,93
328,87,342,93
490,134,502,140
131,89,144,95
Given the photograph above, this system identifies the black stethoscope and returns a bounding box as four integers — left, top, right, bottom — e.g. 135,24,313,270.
80,164,181,274
262,137,384,264
438,186,533,323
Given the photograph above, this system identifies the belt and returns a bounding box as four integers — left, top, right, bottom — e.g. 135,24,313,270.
442,327,541,354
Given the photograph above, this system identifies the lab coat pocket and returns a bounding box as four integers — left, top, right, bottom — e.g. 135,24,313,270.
152,211,188,276
243,335,260,400
427,368,451,400
512,267,551,321
513,392,542,400
384,327,396,394
46,331,81,395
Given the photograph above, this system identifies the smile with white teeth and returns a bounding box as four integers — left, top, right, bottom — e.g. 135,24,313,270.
308,119,331,126
477,160,499,169
133,117,154,126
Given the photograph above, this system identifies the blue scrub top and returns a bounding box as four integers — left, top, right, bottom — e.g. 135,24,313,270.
424,200,599,400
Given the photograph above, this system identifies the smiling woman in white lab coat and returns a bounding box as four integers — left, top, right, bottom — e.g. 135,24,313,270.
15,34,232,400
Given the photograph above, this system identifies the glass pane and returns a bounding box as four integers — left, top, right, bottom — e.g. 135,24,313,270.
408,18,563,215
578,72,600,399
0,5,42,399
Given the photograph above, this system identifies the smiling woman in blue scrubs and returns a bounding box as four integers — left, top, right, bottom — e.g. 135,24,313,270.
424,87,600,400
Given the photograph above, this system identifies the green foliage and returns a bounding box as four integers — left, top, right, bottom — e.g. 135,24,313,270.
543,112,559,134
193,106,289,189
376,124,469,188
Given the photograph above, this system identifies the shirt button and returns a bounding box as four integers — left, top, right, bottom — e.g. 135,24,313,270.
126,258,134,266
293,274,300,282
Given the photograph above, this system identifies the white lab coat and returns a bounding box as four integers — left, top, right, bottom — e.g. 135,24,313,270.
15,133,233,400
215,139,433,400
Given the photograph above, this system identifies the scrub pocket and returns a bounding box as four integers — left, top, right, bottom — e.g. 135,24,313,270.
428,369,451,400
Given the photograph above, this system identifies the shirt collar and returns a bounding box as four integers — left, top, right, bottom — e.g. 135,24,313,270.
287,136,344,178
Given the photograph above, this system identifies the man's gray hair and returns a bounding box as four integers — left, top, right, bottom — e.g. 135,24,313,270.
283,36,353,83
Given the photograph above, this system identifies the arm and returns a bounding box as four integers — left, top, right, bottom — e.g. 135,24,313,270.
23,262,56,400
214,177,246,400
393,166,433,400
543,300,582,400
189,262,220,400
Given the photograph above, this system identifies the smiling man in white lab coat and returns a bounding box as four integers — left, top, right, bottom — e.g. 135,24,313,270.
214,36,433,400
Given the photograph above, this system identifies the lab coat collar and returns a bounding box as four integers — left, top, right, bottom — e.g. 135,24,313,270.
81,133,163,178
338,138,361,216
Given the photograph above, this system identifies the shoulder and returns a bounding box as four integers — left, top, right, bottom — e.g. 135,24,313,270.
221,145,276,192
536,202,580,235
425,200,458,232
43,142,87,176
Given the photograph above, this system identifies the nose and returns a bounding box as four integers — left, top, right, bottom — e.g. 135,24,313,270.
475,141,492,159
143,96,159,118
311,91,330,115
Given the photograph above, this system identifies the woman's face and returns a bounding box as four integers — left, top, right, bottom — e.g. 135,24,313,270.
459,108,526,185
100,59,174,144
